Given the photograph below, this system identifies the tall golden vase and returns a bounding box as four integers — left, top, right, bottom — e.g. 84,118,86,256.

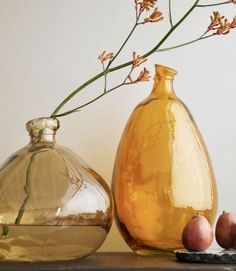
112,64,217,255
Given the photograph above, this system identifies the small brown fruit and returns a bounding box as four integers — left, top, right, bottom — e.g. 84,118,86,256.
182,213,213,251
215,211,236,249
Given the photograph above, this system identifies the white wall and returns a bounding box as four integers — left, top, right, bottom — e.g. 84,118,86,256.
0,0,235,252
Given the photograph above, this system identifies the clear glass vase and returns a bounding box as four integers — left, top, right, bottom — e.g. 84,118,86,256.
0,117,113,261
112,64,217,255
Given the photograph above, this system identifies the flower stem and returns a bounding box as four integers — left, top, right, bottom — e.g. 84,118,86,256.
169,0,174,28
106,23,138,70
14,152,38,225
102,62,107,93
156,34,214,52
50,71,105,117
107,1,142,70
50,21,139,118
50,0,200,118
53,84,124,117
196,1,231,7
142,0,200,58
14,150,47,226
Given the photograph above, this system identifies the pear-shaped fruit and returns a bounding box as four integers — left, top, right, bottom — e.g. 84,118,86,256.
215,211,236,249
182,214,213,251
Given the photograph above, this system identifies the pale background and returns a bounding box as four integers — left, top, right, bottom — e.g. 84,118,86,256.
0,0,235,252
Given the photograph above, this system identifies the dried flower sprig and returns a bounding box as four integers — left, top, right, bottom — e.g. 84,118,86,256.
135,0,156,12
98,51,114,63
103,0,162,75
132,52,147,67
127,68,151,84
205,12,236,35
157,7,235,53
50,52,150,119
144,8,163,24
135,0,163,25
50,0,235,118
215,18,232,35
98,51,114,93
207,11,225,32
125,53,150,84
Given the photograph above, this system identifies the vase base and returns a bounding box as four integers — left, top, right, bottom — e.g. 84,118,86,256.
0,224,108,261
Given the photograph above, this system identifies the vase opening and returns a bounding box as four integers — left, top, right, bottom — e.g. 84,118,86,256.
151,64,177,98
155,64,177,79
26,117,59,144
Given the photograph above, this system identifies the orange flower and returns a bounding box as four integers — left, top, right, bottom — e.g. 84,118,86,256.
132,52,147,68
98,51,114,63
206,12,236,35
142,0,156,11
215,18,231,35
144,7,163,23
206,11,236,35
230,16,236,28
128,68,151,83
207,11,225,32
135,0,157,12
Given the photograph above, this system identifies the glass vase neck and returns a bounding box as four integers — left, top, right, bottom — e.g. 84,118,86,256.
150,64,177,98
26,117,59,145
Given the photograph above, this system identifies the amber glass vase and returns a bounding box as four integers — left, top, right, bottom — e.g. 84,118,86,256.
0,118,113,261
113,64,217,255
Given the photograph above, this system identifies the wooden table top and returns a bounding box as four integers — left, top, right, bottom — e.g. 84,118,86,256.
0,252,235,271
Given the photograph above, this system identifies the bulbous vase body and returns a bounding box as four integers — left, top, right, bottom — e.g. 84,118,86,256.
113,64,217,255
0,118,113,261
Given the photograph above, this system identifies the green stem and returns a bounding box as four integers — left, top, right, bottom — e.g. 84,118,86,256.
55,35,214,118
53,66,138,118
53,84,124,118
143,0,200,59
157,34,214,52
196,1,231,7
169,0,174,28
50,71,104,117
106,23,138,70
50,0,200,117
102,62,107,93
50,22,138,118
14,151,46,225
106,1,142,71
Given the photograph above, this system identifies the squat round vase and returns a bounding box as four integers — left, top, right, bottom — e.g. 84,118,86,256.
112,64,217,255
0,117,113,261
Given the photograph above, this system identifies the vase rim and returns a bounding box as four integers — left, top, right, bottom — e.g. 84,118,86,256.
26,117,60,135
155,64,177,78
